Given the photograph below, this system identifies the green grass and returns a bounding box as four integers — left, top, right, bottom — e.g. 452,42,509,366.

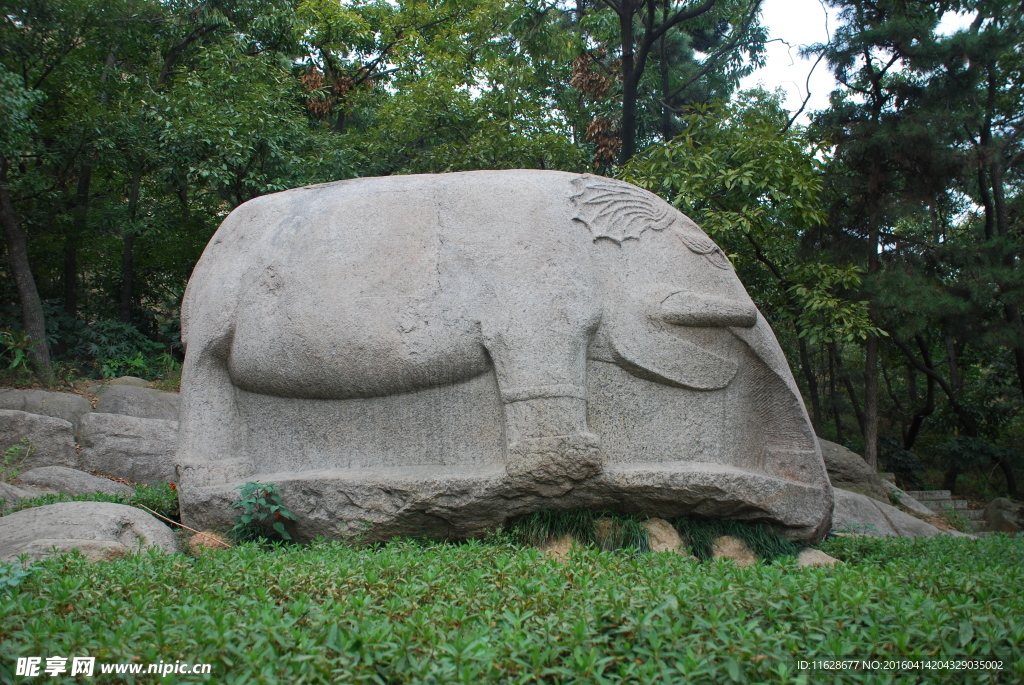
1,534,1021,683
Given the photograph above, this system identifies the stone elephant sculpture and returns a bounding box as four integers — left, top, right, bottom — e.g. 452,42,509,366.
177,170,832,541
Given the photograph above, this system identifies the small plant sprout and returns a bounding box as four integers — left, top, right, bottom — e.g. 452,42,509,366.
229,481,297,542
1,439,34,483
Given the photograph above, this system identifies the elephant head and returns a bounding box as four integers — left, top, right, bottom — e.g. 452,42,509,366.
571,175,763,391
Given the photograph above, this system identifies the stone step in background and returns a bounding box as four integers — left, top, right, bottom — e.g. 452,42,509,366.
905,490,951,500
905,490,988,532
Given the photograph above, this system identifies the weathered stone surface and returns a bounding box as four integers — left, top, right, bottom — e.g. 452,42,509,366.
818,439,889,502
642,518,687,553
93,385,179,422
797,548,840,567
831,488,943,537
78,413,178,485
0,409,77,471
711,535,757,566
17,466,133,496
0,502,180,561
177,171,833,542
0,389,93,427
983,498,1023,533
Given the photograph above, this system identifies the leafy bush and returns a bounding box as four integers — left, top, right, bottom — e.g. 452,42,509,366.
0,561,35,592
0,535,1020,682
130,483,179,520
0,329,37,372
229,481,297,542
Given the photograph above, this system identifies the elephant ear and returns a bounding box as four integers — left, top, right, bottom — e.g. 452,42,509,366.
570,175,734,270
570,175,675,243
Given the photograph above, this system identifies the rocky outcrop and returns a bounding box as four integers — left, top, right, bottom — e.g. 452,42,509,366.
818,439,889,503
831,487,945,537
0,410,77,472
983,498,1023,533
0,501,180,561
93,385,179,422
77,413,179,485
0,389,93,427
16,466,133,497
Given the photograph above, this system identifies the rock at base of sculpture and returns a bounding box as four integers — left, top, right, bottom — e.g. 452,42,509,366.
176,170,833,543
983,498,1023,533
818,439,889,503
642,518,688,554
881,480,934,517
711,535,757,566
93,384,180,422
831,488,953,537
0,502,180,561
797,548,840,566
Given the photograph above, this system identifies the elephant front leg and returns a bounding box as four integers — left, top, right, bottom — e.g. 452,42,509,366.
176,333,255,496
484,326,602,494
501,386,602,489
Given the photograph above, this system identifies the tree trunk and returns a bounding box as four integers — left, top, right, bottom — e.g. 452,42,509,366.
0,158,52,379
863,334,879,469
798,335,822,435
831,344,865,436
658,36,673,141
64,164,92,317
120,171,141,323
618,6,638,164
996,459,1018,499
829,348,843,443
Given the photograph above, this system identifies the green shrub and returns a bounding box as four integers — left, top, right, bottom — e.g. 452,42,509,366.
229,481,297,542
130,483,179,520
0,534,1020,683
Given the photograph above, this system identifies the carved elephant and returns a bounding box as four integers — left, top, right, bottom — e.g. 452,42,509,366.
177,170,832,541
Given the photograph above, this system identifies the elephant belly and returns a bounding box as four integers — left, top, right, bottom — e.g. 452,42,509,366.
225,219,491,399
228,290,491,399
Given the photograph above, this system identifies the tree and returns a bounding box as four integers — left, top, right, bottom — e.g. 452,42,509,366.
579,0,765,164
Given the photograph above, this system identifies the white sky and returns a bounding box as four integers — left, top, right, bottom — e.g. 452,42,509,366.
739,0,975,125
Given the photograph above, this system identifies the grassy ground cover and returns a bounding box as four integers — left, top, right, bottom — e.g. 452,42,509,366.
1,533,1021,684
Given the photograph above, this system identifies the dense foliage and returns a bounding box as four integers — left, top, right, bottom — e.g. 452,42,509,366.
0,534,1021,683
1,0,1023,498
